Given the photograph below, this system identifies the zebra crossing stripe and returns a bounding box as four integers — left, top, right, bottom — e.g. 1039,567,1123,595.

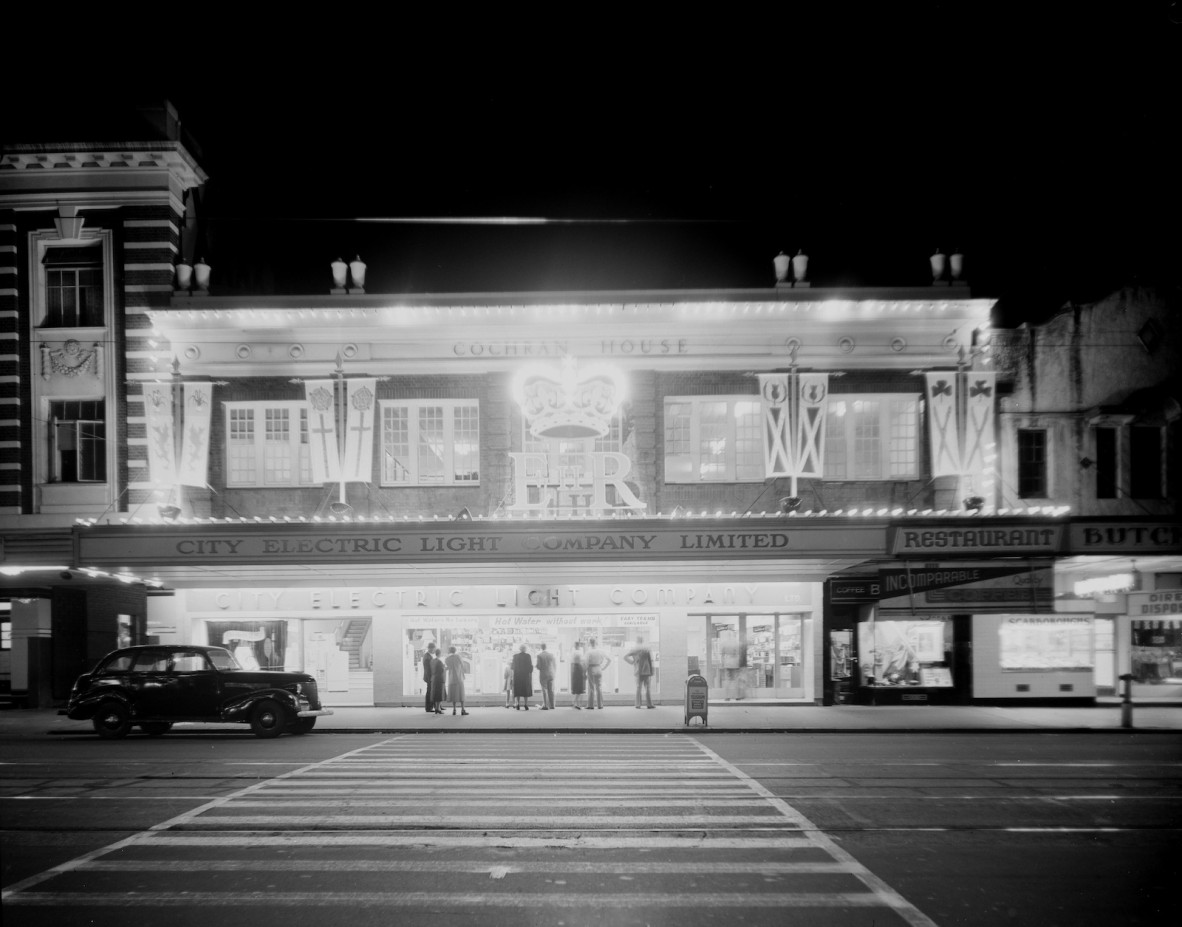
5,890,909,909
687,736,940,927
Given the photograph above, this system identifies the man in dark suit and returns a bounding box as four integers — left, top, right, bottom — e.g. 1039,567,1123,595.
422,643,437,713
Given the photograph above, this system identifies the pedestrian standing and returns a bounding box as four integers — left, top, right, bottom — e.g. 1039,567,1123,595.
624,635,656,708
430,646,446,714
585,638,611,709
511,643,534,710
445,646,468,716
570,640,587,709
422,643,437,714
536,642,557,710
502,657,513,708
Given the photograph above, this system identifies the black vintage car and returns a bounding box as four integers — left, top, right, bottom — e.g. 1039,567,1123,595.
61,645,333,738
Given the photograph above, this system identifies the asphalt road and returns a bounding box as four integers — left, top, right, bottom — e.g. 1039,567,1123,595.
2,730,1179,926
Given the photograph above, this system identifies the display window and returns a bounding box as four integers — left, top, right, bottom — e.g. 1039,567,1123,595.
403,614,658,700
203,617,374,705
686,612,809,699
858,616,953,687
998,616,1093,672
1130,619,1182,689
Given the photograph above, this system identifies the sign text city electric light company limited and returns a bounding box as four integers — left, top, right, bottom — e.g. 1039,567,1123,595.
75,522,887,566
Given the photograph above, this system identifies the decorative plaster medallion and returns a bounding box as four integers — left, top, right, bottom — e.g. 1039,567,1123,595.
890,337,907,353
341,343,359,359
184,345,201,360
289,344,305,359
838,337,855,354
236,344,252,359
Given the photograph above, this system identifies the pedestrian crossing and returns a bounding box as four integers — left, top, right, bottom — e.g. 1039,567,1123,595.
2,734,937,926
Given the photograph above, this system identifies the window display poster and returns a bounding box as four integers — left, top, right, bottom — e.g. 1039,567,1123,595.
998,616,1093,672
858,619,952,686
206,619,288,670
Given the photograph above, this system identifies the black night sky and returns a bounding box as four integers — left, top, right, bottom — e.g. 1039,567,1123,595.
7,3,1179,327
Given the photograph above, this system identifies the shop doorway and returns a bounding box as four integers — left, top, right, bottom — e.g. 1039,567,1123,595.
687,612,808,700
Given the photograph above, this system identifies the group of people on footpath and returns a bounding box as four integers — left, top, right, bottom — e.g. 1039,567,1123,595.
422,636,656,714
421,643,469,715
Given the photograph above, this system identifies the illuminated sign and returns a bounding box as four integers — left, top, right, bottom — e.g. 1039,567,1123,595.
75,520,888,567
891,524,1063,557
506,451,645,514
1069,523,1182,554
878,561,1054,613
1127,592,1182,616
1073,574,1137,598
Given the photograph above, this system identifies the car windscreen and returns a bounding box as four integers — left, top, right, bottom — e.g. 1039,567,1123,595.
206,648,242,671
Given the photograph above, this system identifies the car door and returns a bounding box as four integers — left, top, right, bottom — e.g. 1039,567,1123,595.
162,650,222,719
129,649,173,717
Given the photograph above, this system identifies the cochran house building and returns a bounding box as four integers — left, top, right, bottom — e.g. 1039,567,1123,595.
2,105,1179,711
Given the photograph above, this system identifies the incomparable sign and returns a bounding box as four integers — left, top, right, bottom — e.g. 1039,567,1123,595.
74,519,888,567
877,561,1054,613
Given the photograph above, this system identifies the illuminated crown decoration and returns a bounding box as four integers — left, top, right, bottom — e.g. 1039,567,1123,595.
514,358,626,439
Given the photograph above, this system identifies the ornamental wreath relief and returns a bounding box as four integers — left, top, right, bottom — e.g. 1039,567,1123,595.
41,340,102,380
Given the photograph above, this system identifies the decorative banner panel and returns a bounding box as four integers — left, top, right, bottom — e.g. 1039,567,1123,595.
141,383,176,486
925,373,961,476
342,378,376,483
178,382,212,487
796,373,829,478
758,374,793,477
961,371,996,478
305,380,342,484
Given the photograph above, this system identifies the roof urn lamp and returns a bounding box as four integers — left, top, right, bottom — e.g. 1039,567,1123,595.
792,249,809,284
949,249,964,281
174,259,193,292
331,257,348,292
349,255,367,293
930,248,946,283
774,251,791,283
194,258,211,292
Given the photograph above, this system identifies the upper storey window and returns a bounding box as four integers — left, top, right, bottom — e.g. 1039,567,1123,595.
380,399,480,486
825,395,920,481
43,245,104,327
664,397,763,482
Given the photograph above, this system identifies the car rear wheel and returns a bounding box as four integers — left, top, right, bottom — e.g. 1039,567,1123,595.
140,722,173,736
92,702,132,739
288,717,317,735
249,699,289,738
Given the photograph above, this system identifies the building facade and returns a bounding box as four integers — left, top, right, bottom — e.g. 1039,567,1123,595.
3,108,1178,710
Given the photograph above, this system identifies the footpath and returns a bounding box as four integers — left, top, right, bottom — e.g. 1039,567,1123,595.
3,702,1179,736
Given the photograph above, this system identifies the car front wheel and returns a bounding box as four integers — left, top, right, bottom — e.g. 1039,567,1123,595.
249,699,289,738
92,702,132,739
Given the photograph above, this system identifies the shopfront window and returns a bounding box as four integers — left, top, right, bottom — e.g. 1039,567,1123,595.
998,616,1093,671
858,617,953,687
404,615,658,700
203,617,373,705
1131,619,1182,687
686,613,808,700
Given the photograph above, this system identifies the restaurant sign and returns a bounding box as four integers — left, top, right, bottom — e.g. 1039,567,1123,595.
891,523,1064,558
